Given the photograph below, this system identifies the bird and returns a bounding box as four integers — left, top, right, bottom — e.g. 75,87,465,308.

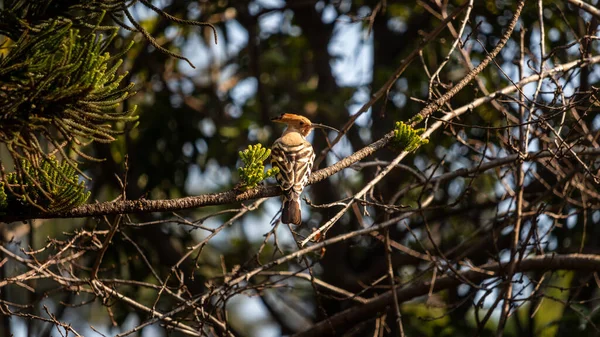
270,113,318,225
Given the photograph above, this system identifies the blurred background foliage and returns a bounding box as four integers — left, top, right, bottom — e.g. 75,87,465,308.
1,0,600,336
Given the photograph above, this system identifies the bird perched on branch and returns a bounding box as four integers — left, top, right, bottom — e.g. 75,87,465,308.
271,113,336,225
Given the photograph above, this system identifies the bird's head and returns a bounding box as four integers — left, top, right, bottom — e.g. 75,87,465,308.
271,113,313,137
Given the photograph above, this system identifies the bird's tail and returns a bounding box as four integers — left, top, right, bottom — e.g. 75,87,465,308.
282,191,302,225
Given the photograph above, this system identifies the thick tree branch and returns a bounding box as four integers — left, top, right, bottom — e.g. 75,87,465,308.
293,254,600,337
2,54,599,222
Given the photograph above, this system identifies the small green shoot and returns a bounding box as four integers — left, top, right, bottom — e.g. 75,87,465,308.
391,121,428,152
238,144,279,190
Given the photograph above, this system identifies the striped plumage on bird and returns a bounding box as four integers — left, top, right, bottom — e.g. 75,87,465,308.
271,113,316,225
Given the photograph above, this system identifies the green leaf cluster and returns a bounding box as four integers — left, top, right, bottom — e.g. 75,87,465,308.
0,157,90,214
0,18,137,158
391,121,428,152
238,144,279,190
0,13,137,210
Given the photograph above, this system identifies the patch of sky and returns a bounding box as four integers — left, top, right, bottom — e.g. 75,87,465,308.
359,126,372,143
498,249,512,264
360,214,375,227
476,16,493,35
481,144,497,162
500,38,520,76
322,3,338,24
165,25,179,40
167,92,182,108
120,314,141,335
523,162,536,186
151,74,164,92
227,294,280,337
186,158,231,194
226,102,244,119
528,137,539,152
449,154,471,173
190,215,231,244
231,77,259,105
494,179,507,199
346,87,373,126
259,10,283,36
226,20,249,55
391,92,407,108
240,199,288,243
182,141,194,157
577,8,593,22
325,134,355,171
187,1,201,20
566,36,581,57
210,27,228,62
401,227,421,246
396,77,408,91
535,214,554,243
590,66,600,85
330,17,374,87
256,0,285,9
219,63,239,87
199,118,216,137
448,177,465,200
498,198,516,221
434,145,448,161
473,279,501,308
548,27,560,42
195,138,208,154
180,77,194,94
566,209,578,229
336,0,352,13
457,283,470,297
512,273,533,301
388,16,407,33
180,32,212,72
547,235,557,251
558,75,578,100
413,155,428,172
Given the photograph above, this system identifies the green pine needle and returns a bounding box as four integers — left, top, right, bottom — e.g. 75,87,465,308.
0,182,7,212
1,157,90,214
0,18,138,193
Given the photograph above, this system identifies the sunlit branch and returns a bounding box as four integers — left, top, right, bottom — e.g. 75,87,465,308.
2,54,600,222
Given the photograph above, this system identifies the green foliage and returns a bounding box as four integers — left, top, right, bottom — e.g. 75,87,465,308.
0,19,137,158
0,182,7,211
391,121,428,152
0,157,90,214
237,144,279,190
0,1,112,38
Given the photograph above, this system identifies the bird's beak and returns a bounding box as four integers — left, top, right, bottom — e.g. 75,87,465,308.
312,123,340,133
271,114,284,123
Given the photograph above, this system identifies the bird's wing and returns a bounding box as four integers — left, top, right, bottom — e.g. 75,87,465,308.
271,138,315,193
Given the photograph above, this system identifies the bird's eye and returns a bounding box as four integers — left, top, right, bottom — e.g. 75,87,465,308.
299,122,304,125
